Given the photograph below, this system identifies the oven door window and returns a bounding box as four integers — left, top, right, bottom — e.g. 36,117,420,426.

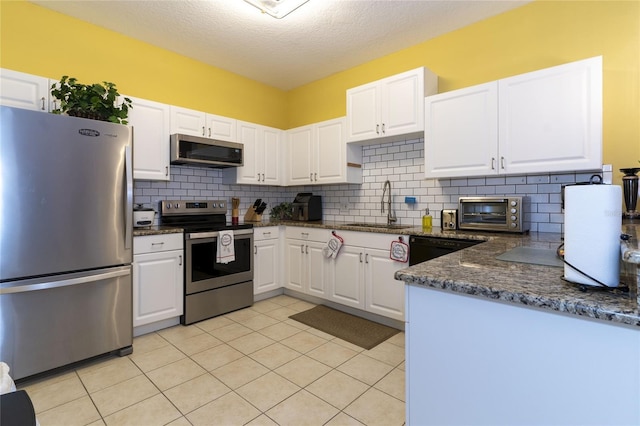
186,235,253,294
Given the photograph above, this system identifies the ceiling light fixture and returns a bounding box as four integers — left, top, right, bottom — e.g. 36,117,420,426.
243,0,310,19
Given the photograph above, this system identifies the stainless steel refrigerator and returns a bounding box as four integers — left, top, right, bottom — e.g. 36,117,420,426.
0,106,134,380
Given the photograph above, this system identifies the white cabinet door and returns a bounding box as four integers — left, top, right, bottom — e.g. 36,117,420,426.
364,248,405,321
0,69,50,112
128,96,171,181
307,241,329,298
235,121,260,183
133,249,183,327
315,118,346,184
329,245,365,310
226,121,282,185
262,126,281,185
285,239,305,293
288,124,314,185
205,113,236,141
254,238,279,295
346,82,380,142
499,56,602,174
424,82,498,178
170,106,206,137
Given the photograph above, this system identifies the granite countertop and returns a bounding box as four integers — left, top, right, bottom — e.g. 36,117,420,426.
133,226,183,237
395,221,640,328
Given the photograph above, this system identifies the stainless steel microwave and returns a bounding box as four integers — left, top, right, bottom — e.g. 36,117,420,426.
170,133,243,168
458,197,529,233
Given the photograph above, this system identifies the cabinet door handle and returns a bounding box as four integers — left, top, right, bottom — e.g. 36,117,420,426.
314,173,317,181
501,156,505,169
178,255,182,266
254,245,257,255
376,124,380,134
359,253,363,263
165,166,169,176
208,127,211,138
202,126,205,136
365,253,369,263
301,245,304,253
41,96,46,111
381,123,385,134
257,174,261,181
261,173,265,182
305,245,309,254
491,157,496,170
310,173,313,181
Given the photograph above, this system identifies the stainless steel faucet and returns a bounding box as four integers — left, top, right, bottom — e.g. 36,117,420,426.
381,180,397,225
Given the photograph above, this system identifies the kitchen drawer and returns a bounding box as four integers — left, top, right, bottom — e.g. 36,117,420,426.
254,226,280,241
134,233,183,254
285,226,331,242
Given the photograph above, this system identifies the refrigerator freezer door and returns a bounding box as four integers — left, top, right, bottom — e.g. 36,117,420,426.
0,266,133,380
0,106,133,281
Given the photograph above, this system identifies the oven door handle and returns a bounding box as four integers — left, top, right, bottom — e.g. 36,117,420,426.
187,229,254,240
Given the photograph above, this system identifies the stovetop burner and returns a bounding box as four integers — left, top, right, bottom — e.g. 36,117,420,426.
159,199,253,232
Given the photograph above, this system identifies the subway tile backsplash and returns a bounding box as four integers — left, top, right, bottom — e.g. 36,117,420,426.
134,137,602,233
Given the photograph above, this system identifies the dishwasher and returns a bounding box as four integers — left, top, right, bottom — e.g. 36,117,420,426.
409,236,482,266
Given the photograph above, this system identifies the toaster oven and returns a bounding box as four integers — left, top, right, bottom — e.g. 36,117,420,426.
458,197,529,233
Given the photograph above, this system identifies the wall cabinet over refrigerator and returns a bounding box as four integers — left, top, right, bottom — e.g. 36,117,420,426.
346,67,438,144
170,105,237,142
287,117,362,185
128,96,171,181
0,68,53,112
424,56,603,178
223,121,283,185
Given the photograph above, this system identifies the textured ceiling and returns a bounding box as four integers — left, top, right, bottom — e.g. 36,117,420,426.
30,0,530,91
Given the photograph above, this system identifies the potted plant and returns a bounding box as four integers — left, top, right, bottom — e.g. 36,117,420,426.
50,76,132,124
270,202,293,221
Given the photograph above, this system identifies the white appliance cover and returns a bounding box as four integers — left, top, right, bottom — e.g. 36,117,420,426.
564,184,622,287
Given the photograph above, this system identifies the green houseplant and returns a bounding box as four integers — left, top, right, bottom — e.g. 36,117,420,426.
270,202,293,221
50,76,132,124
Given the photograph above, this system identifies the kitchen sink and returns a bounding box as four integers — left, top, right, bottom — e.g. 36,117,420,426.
345,223,413,229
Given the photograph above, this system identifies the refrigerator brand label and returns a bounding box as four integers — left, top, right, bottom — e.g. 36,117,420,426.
79,129,100,137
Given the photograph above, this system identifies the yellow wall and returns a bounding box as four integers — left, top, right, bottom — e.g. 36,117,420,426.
288,0,640,171
0,0,288,128
1,0,639,171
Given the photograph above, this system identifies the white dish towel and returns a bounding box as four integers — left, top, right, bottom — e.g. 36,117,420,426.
216,230,235,264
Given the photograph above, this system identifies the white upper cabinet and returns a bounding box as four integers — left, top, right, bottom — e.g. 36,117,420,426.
287,117,363,185
424,56,603,178
0,69,51,112
127,96,171,181
223,120,282,185
170,106,237,142
347,67,438,144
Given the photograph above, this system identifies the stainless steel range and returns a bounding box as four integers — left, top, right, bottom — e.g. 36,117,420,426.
160,200,253,325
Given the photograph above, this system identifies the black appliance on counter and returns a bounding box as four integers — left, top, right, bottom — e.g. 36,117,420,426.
160,200,253,325
292,192,323,221
409,236,481,266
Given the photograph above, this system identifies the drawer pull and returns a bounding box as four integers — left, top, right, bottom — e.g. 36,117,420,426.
151,242,165,246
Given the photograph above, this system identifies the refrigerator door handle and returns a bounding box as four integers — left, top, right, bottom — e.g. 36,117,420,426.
124,145,133,249
0,267,130,295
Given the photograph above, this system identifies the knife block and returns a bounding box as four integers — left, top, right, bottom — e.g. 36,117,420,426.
244,207,263,222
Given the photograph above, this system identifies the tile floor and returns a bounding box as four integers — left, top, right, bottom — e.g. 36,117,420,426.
17,295,405,426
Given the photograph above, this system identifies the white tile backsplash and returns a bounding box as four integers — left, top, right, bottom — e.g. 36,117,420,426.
134,138,602,232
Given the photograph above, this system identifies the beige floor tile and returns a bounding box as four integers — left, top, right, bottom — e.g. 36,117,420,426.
90,374,159,417
344,387,405,426
305,326,337,340
324,412,366,425
18,370,78,394
266,389,339,426
23,373,87,414
250,299,282,314
236,371,300,412
129,344,186,373
77,357,142,393
157,324,204,343
224,306,261,322
239,313,281,331
194,315,235,332
164,374,231,415
306,370,369,410
227,331,276,355
364,340,405,367
274,355,331,387
337,353,394,386
36,395,101,426
165,416,192,426
280,330,328,353
332,337,366,353
186,391,261,426
250,342,301,370
268,294,300,306
282,318,311,330
131,332,170,354
190,343,245,371
170,332,222,356
207,322,253,342
245,414,280,425
211,356,270,389
286,300,316,313
263,306,298,321
87,420,106,426
398,360,405,371
258,322,302,341
386,331,405,348
103,394,181,426
307,341,359,368
146,357,206,391
374,368,405,401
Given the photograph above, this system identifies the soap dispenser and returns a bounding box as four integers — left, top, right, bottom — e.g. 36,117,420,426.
422,208,432,231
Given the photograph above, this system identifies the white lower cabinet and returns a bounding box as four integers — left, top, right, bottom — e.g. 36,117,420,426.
285,227,331,297
133,234,183,331
253,227,282,295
